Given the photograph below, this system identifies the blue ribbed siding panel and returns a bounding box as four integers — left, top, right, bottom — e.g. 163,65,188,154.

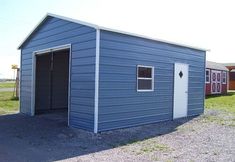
98,30,205,131
20,17,96,131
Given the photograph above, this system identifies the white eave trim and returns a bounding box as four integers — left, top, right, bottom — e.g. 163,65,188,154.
18,13,209,52
94,29,100,133
99,27,209,52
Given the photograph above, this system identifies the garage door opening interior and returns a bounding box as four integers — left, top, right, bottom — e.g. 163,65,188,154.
35,49,69,115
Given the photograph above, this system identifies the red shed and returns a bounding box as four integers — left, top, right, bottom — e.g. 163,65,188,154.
205,61,228,95
223,63,235,90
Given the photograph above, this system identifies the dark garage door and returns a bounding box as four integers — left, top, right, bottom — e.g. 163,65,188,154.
35,49,69,113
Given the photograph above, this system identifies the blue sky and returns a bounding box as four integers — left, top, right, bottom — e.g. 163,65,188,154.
0,0,234,78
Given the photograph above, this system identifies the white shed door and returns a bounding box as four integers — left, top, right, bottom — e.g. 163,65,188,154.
211,70,221,94
173,63,188,119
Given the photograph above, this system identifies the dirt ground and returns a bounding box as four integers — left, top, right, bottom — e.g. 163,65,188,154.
0,110,234,162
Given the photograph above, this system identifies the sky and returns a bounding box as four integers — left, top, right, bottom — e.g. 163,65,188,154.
0,0,234,78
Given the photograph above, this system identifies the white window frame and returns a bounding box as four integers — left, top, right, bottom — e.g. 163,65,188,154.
137,65,154,92
205,69,210,83
222,71,227,84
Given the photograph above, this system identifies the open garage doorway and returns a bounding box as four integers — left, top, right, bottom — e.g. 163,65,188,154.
32,45,70,125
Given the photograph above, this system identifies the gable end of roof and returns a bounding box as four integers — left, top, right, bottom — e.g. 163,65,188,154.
17,13,98,49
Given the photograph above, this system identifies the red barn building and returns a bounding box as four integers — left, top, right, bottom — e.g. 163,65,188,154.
205,61,228,95
223,63,235,90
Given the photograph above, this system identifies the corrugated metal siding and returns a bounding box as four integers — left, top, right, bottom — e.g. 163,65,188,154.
20,16,96,131
98,30,205,131
51,51,69,109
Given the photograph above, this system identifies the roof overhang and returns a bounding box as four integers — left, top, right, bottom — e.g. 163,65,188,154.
223,63,235,70
18,13,209,52
226,66,235,70
206,61,229,71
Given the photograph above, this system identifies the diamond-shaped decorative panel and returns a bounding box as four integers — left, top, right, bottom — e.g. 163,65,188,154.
179,71,183,78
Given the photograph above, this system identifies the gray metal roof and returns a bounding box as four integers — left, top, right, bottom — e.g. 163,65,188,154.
206,61,228,71
18,13,209,51
223,63,235,67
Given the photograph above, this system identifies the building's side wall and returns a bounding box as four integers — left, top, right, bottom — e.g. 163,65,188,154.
98,30,205,131
222,84,227,94
205,83,211,95
20,17,96,131
229,71,235,90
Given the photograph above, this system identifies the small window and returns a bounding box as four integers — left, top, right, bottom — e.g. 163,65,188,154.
205,69,210,83
222,71,226,84
137,65,154,91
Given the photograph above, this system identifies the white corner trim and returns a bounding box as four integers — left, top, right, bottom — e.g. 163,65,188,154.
67,44,72,126
94,29,100,133
31,52,36,116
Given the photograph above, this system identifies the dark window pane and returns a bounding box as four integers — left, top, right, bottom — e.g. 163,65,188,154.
138,79,152,90
206,76,209,82
206,70,209,76
222,72,226,83
138,67,152,78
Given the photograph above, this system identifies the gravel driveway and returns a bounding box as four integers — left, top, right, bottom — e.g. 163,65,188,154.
0,110,234,162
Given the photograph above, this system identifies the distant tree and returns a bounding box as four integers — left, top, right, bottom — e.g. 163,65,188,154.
11,64,18,69
11,64,19,99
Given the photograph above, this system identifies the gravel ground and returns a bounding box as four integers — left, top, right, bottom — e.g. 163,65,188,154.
0,110,234,162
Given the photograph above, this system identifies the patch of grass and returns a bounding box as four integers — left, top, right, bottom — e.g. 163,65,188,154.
203,115,224,124
202,112,235,126
140,143,169,153
0,82,15,88
0,91,19,115
165,160,174,162
205,92,235,114
133,139,170,155
204,92,235,126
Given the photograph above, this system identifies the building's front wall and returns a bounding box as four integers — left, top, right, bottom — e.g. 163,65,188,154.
20,17,96,131
98,30,206,131
205,68,227,95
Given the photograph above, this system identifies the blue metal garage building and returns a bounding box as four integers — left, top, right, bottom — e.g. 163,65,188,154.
18,13,207,133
